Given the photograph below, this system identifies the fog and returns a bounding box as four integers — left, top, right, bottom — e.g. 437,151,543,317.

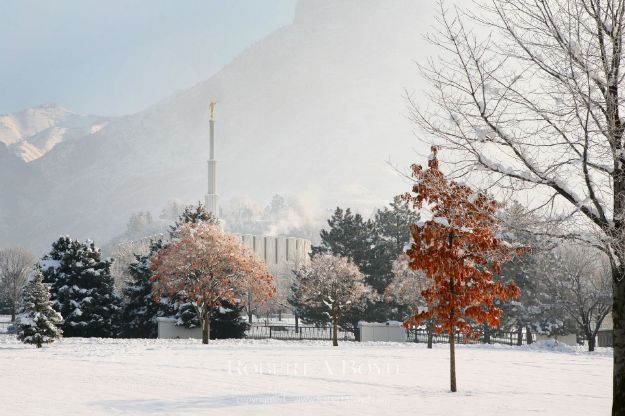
0,0,441,254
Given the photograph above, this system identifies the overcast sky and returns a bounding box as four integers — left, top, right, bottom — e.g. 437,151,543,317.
0,0,296,116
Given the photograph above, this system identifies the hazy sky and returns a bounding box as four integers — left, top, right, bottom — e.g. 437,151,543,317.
0,0,297,116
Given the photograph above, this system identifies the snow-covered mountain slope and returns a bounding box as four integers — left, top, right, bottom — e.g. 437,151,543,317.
3,0,436,252
0,103,107,162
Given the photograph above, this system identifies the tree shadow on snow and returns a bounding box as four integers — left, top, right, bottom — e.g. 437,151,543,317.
93,393,349,413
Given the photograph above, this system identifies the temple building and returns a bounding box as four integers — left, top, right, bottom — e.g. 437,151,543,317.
204,102,311,269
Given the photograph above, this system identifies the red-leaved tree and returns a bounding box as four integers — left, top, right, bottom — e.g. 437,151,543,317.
403,147,522,392
150,222,275,344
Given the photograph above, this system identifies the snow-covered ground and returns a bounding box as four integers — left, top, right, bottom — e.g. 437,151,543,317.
0,336,611,416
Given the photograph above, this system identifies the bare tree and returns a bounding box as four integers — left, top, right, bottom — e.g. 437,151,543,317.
0,248,34,321
545,245,612,351
109,238,152,295
412,1,625,412
294,254,372,346
385,254,434,347
262,261,297,322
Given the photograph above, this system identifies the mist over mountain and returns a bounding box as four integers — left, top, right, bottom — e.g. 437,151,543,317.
2,0,433,253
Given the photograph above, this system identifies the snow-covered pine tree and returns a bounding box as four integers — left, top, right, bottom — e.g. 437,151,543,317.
210,301,248,339
172,301,201,328
16,271,63,347
120,240,173,338
169,202,217,237
38,237,122,338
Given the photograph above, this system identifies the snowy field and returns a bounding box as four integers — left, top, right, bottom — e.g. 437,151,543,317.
0,336,612,416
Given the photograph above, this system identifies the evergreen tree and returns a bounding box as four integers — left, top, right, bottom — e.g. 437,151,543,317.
169,202,217,236
310,202,419,328
172,301,201,328
210,301,248,339
120,240,173,338
16,272,63,347
38,237,122,338
310,208,377,333
312,208,373,265
375,196,420,256
373,196,420,319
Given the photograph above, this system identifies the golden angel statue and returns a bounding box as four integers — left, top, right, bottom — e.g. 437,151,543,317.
209,101,217,121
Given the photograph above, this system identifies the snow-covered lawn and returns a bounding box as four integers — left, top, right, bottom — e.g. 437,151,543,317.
0,336,611,416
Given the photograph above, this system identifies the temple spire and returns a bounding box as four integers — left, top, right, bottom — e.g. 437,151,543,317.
205,101,219,218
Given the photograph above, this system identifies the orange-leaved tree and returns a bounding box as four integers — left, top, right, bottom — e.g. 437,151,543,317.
403,147,522,392
150,222,275,344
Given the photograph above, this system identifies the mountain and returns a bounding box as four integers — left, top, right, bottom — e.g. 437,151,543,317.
2,0,434,254
0,103,108,162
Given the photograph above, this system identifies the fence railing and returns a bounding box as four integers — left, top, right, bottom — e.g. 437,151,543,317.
246,325,536,345
0,321,14,334
406,328,536,346
246,324,355,341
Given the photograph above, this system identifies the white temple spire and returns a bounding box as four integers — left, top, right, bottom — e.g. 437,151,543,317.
205,101,219,218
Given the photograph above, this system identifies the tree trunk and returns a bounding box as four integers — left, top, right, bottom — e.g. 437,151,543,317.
613,271,625,416
427,322,433,349
526,326,533,345
483,324,491,344
295,315,299,333
202,306,211,345
517,322,523,346
448,235,457,392
247,293,253,324
587,331,596,352
350,320,360,342
332,309,338,347
449,326,456,392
